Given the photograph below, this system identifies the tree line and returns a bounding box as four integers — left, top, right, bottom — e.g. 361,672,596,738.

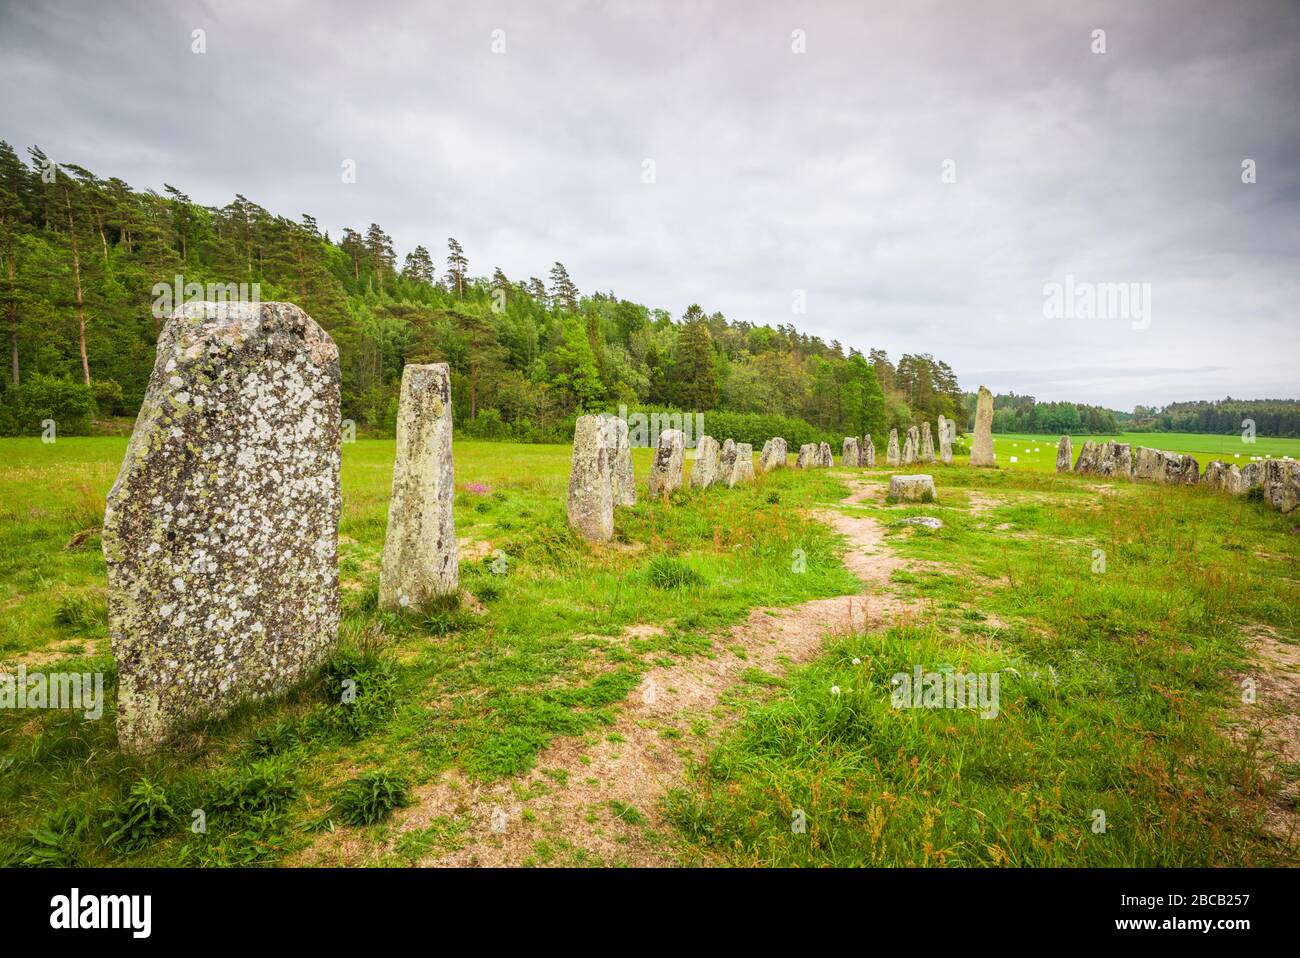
0,141,969,443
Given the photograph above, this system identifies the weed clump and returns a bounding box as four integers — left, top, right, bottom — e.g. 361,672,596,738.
646,555,703,590
103,777,176,852
332,771,410,826
319,646,400,740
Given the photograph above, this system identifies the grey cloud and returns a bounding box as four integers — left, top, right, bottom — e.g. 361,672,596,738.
2,0,1296,410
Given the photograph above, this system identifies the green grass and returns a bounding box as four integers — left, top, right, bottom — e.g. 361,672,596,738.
0,436,855,865
665,463,1300,867
1,436,1296,867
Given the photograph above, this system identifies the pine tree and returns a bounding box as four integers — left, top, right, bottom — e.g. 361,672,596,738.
446,238,468,297
364,224,395,292
548,262,578,311
671,316,719,410
402,245,435,284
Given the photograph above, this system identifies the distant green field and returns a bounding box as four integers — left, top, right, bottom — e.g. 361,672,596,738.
989,432,1300,474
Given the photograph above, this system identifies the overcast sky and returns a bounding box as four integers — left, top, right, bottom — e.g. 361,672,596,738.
2,0,1297,409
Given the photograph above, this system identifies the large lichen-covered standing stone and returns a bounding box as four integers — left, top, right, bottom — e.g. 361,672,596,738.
610,415,636,506
1056,435,1072,473
796,443,817,469
842,437,861,467
889,474,937,503
818,442,833,467
566,414,615,542
936,417,953,464
886,429,900,466
649,428,685,497
970,386,995,467
902,431,917,466
381,363,459,609
104,302,341,753
863,434,876,467
690,435,722,489
759,437,787,473
725,442,755,487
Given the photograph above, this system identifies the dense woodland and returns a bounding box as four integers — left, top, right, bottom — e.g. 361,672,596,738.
0,142,968,444
1,142,1293,442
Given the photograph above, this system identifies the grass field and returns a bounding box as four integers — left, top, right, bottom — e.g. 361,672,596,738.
990,431,1300,473
1,436,1297,867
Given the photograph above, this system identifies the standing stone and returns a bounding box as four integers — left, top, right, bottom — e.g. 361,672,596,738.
906,426,920,465
1132,446,1162,481
886,428,900,466
1203,460,1247,495
842,437,862,467
690,434,722,489
920,422,936,463
759,437,787,473
796,443,817,469
1056,435,1072,473
1073,440,1100,474
725,443,755,487
610,414,636,506
1175,454,1200,485
565,414,615,543
649,429,685,497
719,438,737,479
1259,459,1300,513
863,434,876,467
818,442,833,467
104,302,341,753
970,386,995,467
902,431,917,466
937,417,953,465
1095,441,1130,479
381,364,459,609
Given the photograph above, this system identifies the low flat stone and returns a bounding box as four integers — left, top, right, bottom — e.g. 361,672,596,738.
888,474,937,502
899,516,944,529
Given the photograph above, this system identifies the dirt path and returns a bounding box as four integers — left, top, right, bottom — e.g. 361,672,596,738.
1227,625,1300,848
301,475,922,867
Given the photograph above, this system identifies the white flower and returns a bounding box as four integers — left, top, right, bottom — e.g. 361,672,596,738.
852,657,861,665
830,685,841,696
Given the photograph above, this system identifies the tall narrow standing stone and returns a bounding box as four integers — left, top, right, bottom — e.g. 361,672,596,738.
886,429,900,466
381,363,459,610
902,431,917,465
842,437,861,467
920,422,935,463
818,442,833,467
610,414,636,506
796,443,817,469
690,435,722,489
970,386,995,467
726,443,755,487
649,429,685,497
104,302,341,753
566,414,615,542
863,434,876,467
1056,435,1072,473
937,417,953,464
